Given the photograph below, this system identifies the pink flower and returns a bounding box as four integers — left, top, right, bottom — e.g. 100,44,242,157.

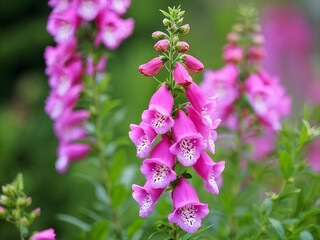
169,110,206,166
140,135,176,189
49,59,83,96
56,142,91,174
129,121,157,159
173,62,193,86
132,181,164,218
107,0,131,15
154,40,169,53
168,177,209,233
29,228,56,240
193,152,225,194
45,85,83,120
248,46,266,62
139,57,164,77
245,130,275,161
54,109,89,142
44,39,78,75
226,32,240,44
200,64,239,121
96,55,107,72
185,82,217,127
48,0,72,13
47,2,81,43
176,41,189,53
223,44,243,64
142,83,174,134
77,0,105,21
183,55,204,73
179,24,190,34
95,9,134,50
151,31,166,40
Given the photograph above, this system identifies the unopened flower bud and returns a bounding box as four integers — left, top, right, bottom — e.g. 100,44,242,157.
139,57,164,77
175,41,189,53
177,18,184,25
20,217,29,226
12,209,20,220
252,34,265,45
163,18,171,27
227,32,240,44
0,206,6,218
232,23,244,33
0,195,10,206
31,208,41,219
2,185,15,197
151,31,166,41
173,62,193,86
250,24,261,33
288,177,294,184
26,197,32,207
183,55,204,73
17,197,26,207
169,24,178,33
223,44,243,64
154,40,169,53
178,24,190,34
248,46,265,62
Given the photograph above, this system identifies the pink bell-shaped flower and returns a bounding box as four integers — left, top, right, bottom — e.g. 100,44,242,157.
193,152,225,194
168,177,209,233
223,44,244,64
140,135,176,189
77,0,106,21
132,181,165,218
29,228,56,240
129,121,157,159
139,57,164,77
173,62,193,86
142,83,174,134
154,39,169,53
183,55,204,73
107,0,131,15
169,110,206,166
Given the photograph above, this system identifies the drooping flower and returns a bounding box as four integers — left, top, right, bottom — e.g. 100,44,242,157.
176,41,189,53
142,83,174,134
107,0,131,15
223,44,243,64
139,57,164,77
95,9,134,50
168,177,209,233
193,152,225,194
77,0,106,21
129,121,157,159
29,228,56,240
248,46,265,62
55,142,91,174
47,2,81,43
183,55,204,73
154,39,170,53
132,181,165,218
140,135,176,189
170,110,206,166
173,62,193,86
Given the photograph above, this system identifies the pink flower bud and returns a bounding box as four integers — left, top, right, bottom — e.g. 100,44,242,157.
252,34,265,45
31,208,41,218
176,41,189,53
248,46,265,62
227,32,240,44
151,31,166,40
178,24,190,34
154,39,169,53
173,62,193,86
183,55,204,73
223,44,243,64
0,206,5,217
30,228,56,240
139,57,164,77
97,55,107,72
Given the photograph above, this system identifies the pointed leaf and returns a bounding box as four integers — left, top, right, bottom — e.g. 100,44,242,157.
57,214,90,232
269,218,285,239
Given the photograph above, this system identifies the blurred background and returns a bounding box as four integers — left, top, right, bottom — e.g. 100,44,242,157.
0,0,319,239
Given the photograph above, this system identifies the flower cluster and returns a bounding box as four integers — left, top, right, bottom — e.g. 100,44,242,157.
44,0,134,173
200,6,291,161
130,7,225,233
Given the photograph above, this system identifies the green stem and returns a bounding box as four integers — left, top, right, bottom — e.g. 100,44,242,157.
173,223,179,240
168,31,175,90
92,65,123,240
19,225,24,240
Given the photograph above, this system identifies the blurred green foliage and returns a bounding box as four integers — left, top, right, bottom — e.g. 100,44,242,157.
0,0,319,239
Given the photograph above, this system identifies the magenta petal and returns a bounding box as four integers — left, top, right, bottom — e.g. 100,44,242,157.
138,57,164,77
186,106,210,139
173,62,193,86
132,181,164,218
172,177,200,209
30,228,56,240
148,83,174,116
183,55,204,73
129,122,156,158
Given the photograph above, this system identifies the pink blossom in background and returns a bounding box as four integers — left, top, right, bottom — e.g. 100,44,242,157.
29,228,56,240
168,177,209,233
223,44,243,64
306,137,320,173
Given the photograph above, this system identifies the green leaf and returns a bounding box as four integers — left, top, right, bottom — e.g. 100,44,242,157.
181,172,192,179
111,184,126,209
261,198,273,216
56,214,90,232
298,209,320,225
127,218,144,238
300,231,313,240
14,173,24,191
299,121,308,145
110,149,126,184
279,151,292,179
87,221,109,240
160,9,171,18
184,224,214,240
269,218,285,239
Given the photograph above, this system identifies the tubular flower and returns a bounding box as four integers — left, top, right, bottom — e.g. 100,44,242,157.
140,135,176,189
29,228,56,240
183,55,204,73
170,110,206,166
132,181,165,218
176,41,189,53
223,44,244,64
154,39,170,53
173,62,193,86
129,121,157,159
139,57,164,77
168,177,209,233
193,152,225,194
77,0,106,21
142,83,174,134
